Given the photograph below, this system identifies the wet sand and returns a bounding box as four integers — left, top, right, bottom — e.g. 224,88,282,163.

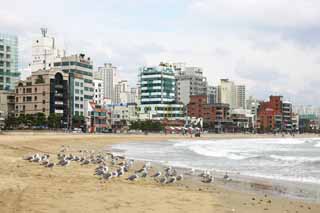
0,132,319,213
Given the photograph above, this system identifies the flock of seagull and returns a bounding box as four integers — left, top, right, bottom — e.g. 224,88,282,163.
23,145,231,186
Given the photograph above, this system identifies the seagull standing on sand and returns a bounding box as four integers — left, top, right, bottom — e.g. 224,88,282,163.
167,176,177,184
202,175,214,183
177,174,184,181
151,171,161,178
127,174,139,181
159,177,167,184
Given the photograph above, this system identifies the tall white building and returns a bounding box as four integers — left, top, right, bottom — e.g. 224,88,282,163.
236,85,246,109
95,63,117,101
114,80,129,104
93,79,104,105
31,28,65,72
175,64,207,105
218,79,246,109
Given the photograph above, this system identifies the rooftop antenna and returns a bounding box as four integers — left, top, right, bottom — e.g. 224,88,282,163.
41,28,47,37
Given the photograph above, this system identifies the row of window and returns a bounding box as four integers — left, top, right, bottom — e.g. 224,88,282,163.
0,45,11,52
16,96,46,103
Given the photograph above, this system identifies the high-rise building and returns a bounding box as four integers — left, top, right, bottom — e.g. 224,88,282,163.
31,28,65,72
236,85,246,109
175,64,207,105
15,68,69,121
0,33,19,91
138,64,184,122
207,86,217,104
95,63,117,101
217,79,246,109
246,96,260,127
54,54,93,117
114,80,129,104
93,79,104,105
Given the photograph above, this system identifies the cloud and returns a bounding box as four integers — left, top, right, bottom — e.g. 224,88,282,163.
2,0,320,106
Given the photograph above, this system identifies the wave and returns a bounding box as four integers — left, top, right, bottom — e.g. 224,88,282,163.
188,145,258,160
269,155,320,163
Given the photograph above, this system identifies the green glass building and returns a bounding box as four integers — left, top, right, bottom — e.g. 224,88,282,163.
0,33,20,91
139,64,184,121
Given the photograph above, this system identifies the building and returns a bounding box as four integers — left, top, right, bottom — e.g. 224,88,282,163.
207,86,217,104
187,95,230,132
138,64,184,123
128,87,139,104
282,101,293,131
95,63,117,101
0,33,19,91
0,90,15,128
246,96,260,128
114,80,129,104
93,79,104,105
15,68,69,121
54,54,94,118
175,64,207,105
217,79,246,109
86,101,111,133
236,85,246,109
31,28,65,72
257,96,293,132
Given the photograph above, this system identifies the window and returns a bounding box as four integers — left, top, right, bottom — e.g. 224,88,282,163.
75,89,79,94
42,108,45,112
75,82,80,86
16,97,18,102
43,100,45,104
26,88,32,93
6,46,11,52
6,77,10,83
35,105,37,109
34,88,37,93
34,96,37,101
42,91,46,96
26,96,32,102
75,96,79,101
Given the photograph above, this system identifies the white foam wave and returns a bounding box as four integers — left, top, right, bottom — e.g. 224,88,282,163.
270,155,320,163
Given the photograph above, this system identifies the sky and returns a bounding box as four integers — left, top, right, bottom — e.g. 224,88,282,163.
1,0,320,106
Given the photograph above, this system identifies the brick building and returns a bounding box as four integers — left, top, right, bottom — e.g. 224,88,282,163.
187,95,230,131
257,96,292,132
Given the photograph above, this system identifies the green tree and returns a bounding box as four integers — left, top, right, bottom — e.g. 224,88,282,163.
34,113,47,127
48,113,62,129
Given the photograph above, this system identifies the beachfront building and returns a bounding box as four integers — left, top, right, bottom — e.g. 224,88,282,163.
257,96,293,132
138,64,184,125
217,79,246,109
95,63,117,102
86,101,111,133
207,86,217,104
187,95,231,132
93,79,104,105
31,28,65,72
54,54,94,118
0,90,15,128
175,64,207,105
246,96,260,128
14,68,69,121
0,33,20,91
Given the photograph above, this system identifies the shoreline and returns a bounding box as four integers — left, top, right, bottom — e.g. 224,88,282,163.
110,145,320,204
0,133,320,212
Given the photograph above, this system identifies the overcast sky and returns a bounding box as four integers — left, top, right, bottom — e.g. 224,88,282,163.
1,0,320,105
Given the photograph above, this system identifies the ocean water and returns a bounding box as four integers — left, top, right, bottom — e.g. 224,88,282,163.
112,138,320,187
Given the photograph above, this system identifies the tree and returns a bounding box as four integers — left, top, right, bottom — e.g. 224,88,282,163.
48,113,62,129
72,115,85,128
33,113,47,127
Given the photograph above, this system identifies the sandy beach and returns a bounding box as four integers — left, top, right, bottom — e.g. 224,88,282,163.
0,132,319,213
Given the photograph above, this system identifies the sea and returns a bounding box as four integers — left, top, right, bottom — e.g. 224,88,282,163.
112,137,320,201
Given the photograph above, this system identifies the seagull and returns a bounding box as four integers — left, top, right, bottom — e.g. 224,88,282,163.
60,160,70,167
102,172,113,181
159,177,167,184
167,176,177,184
46,162,55,168
223,173,231,181
202,175,214,183
112,171,118,177
177,174,184,181
151,171,161,178
127,174,139,181
135,166,147,174
81,159,90,165
140,171,148,178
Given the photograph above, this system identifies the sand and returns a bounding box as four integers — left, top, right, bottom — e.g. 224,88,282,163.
0,132,319,213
